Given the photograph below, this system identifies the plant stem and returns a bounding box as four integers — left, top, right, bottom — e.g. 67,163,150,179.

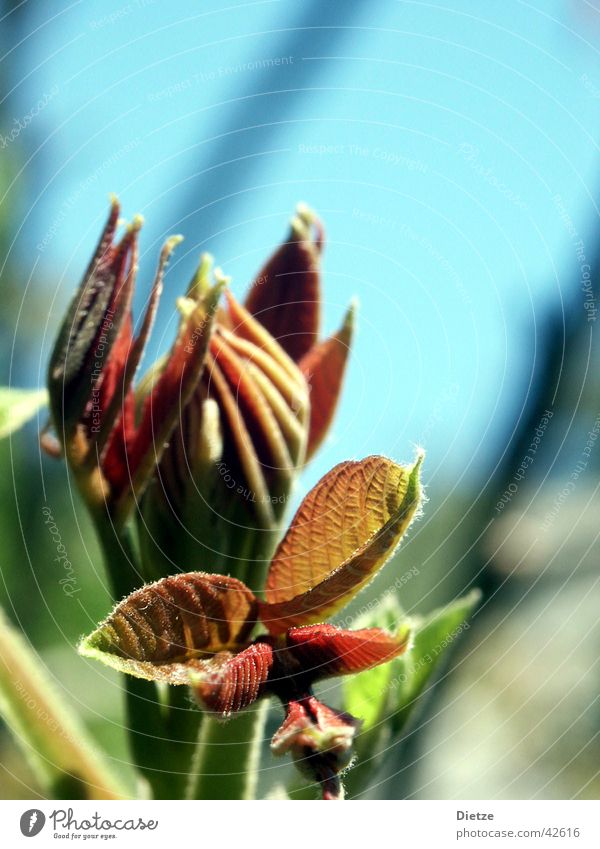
93,512,200,798
188,702,268,800
91,512,141,600
162,685,202,794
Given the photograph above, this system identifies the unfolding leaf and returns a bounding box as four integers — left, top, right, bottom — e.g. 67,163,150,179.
79,573,258,682
47,198,119,397
285,622,411,680
261,453,424,634
272,696,360,758
179,291,309,534
225,290,308,392
271,695,360,801
208,329,297,513
85,230,167,458
0,387,48,439
191,640,275,716
300,301,355,460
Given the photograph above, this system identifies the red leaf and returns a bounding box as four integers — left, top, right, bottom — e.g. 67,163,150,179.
300,301,355,460
285,623,411,679
110,271,224,516
191,640,274,716
271,695,360,800
244,206,323,362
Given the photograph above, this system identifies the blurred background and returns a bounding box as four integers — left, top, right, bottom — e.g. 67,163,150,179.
1,0,599,799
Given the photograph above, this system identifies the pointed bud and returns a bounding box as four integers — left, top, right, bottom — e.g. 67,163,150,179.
44,199,222,527
300,299,356,460
137,283,311,580
46,202,355,586
47,198,135,446
244,204,323,362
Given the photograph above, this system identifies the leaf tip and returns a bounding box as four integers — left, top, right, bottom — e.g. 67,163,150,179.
78,625,115,662
213,266,231,288
408,447,426,506
205,273,228,312
187,252,214,300
463,587,483,612
396,620,414,652
412,446,425,470
295,201,315,224
341,299,358,339
130,213,144,233
291,203,323,252
163,233,184,256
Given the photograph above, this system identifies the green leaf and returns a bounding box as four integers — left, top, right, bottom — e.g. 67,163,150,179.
342,589,480,798
0,606,128,799
0,387,48,439
342,593,404,731
389,589,481,737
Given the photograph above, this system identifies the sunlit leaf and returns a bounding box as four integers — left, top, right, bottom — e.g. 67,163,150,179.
0,387,48,439
79,572,258,682
261,453,424,634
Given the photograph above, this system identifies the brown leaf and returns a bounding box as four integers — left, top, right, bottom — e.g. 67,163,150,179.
90,229,165,459
79,573,258,683
48,199,138,436
261,453,424,634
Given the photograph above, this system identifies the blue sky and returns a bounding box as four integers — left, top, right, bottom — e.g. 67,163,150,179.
4,0,600,493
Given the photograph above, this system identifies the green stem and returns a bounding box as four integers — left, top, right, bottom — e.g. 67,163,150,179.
235,526,277,596
124,677,170,798
92,512,200,798
91,512,142,600
162,685,202,794
189,702,268,800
